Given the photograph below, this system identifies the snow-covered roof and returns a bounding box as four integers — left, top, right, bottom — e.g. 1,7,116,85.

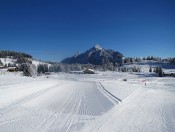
7,67,17,69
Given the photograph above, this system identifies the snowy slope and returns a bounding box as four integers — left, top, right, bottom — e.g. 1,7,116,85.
0,74,116,132
0,57,50,68
32,60,51,67
0,72,175,132
95,78,175,132
0,58,17,65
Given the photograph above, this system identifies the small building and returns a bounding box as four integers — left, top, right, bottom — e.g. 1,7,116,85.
0,66,4,69
83,69,95,74
44,72,51,75
7,67,17,72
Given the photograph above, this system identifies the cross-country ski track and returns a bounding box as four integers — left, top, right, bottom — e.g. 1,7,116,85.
0,79,117,132
0,73,175,132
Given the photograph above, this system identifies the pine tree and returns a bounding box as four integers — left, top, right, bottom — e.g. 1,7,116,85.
155,67,159,73
158,67,163,77
154,66,163,77
37,64,49,74
0,59,3,66
23,63,37,77
153,68,156,72
4,64,7,68
149,67,152,72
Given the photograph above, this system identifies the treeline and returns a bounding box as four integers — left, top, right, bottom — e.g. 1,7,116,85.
124,56,175,63
169,58,175,63
123,56,164,63
0,50,32,59
57,63,122,72
143,56,161,61
149,66,164,77
124,57,142,63
118,66,141,72
149,66,175,77
37,63,105,73
37,63,141,73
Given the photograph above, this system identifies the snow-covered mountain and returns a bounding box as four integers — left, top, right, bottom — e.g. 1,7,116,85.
61,44,124,65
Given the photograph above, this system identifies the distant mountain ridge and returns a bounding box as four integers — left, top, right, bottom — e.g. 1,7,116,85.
61,44,124,66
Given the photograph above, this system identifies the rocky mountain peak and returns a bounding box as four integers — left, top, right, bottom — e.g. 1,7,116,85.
94,44,103,50
61,45,124,65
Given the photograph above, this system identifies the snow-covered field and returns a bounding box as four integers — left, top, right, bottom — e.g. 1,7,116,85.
0,71,175,132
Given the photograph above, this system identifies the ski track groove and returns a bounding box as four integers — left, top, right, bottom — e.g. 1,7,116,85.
159,103,175,131
65,87,83,132
35,85,76,131
42,86,79,131
99,82,122,102
57,97,78,131
0,80,117,131
86,82,120,132
44,81,113,131
42,85,83,131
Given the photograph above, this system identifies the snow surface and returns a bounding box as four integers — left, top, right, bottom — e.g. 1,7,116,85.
0,71,175,132
0,58,17,65
32,60,51,67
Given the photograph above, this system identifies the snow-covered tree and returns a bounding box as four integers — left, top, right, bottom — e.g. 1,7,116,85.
22,63,37,77
37,64,49,74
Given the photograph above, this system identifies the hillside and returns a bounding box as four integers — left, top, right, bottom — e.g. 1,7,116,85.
0,50,51,76
0,50,51,67
0,50,32,65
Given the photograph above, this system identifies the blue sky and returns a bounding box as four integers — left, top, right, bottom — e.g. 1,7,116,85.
0,0,175,61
